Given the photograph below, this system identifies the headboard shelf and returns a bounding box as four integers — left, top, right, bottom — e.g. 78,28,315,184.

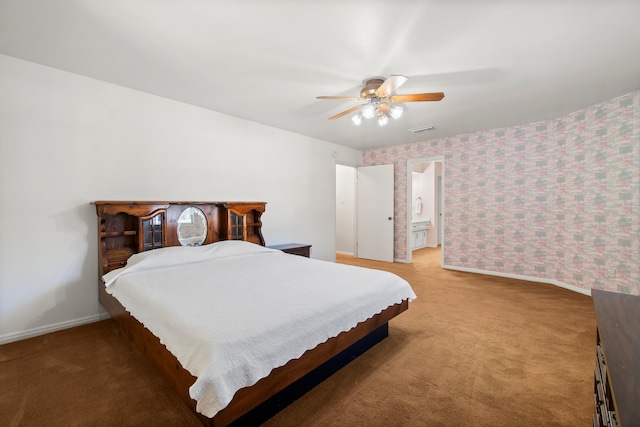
92,201,266,276
101,231,138,237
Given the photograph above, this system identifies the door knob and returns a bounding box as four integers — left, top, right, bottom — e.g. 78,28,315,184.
388,217,393,220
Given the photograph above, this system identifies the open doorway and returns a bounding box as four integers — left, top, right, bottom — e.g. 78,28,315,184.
335,164,356,256
407,156,445,265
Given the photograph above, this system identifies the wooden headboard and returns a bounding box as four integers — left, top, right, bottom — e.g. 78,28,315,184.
92,201,266,276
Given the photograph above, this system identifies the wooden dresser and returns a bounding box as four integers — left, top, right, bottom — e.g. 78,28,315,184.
591,289,640,427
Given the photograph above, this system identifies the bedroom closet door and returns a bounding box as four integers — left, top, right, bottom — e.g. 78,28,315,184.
356,164,394,262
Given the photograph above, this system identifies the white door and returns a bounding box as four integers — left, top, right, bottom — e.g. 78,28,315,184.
356,164,394,262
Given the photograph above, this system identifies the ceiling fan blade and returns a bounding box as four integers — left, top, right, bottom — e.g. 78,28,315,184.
317,96,363,101
375,75,409,98
328,104,363,120
389,92,445,102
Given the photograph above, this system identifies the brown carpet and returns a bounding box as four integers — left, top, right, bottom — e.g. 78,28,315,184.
0,248,596,426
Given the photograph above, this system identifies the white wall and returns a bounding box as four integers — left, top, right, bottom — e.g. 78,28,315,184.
0,54,362,343
335,165,355,254
411,168,430,223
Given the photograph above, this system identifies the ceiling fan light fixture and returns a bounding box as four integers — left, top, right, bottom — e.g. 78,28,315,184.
351,113,363,126
362,103,376,119
377,112,389,127
388,104,403,120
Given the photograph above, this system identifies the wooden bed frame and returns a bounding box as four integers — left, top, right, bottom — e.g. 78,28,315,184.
93,201,409,426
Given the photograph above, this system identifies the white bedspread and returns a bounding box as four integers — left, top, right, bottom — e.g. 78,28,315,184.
103,241,416,418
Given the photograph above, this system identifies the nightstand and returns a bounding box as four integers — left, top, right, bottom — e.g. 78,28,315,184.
268,243,311,258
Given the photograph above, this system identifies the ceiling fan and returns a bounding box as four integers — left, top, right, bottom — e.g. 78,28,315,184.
317,75,444,126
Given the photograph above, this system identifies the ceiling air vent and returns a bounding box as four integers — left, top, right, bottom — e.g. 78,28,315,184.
408,125,436,133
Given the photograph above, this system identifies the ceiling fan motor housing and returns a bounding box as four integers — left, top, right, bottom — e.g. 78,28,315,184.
360,78,385,99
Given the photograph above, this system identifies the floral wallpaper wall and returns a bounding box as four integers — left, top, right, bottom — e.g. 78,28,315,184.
363,90,639,295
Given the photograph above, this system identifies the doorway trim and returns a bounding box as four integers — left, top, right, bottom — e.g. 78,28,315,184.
406,155,445,265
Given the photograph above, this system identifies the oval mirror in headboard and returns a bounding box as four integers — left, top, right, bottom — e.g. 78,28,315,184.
177,206,207,246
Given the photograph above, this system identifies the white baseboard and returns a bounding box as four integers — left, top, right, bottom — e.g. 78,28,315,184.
336,251,354,256
0,314,103,345
442,264,591,296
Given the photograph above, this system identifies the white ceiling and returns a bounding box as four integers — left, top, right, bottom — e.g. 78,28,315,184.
1,1,639,150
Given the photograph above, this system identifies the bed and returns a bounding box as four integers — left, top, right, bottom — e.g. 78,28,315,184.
93,201,415,426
